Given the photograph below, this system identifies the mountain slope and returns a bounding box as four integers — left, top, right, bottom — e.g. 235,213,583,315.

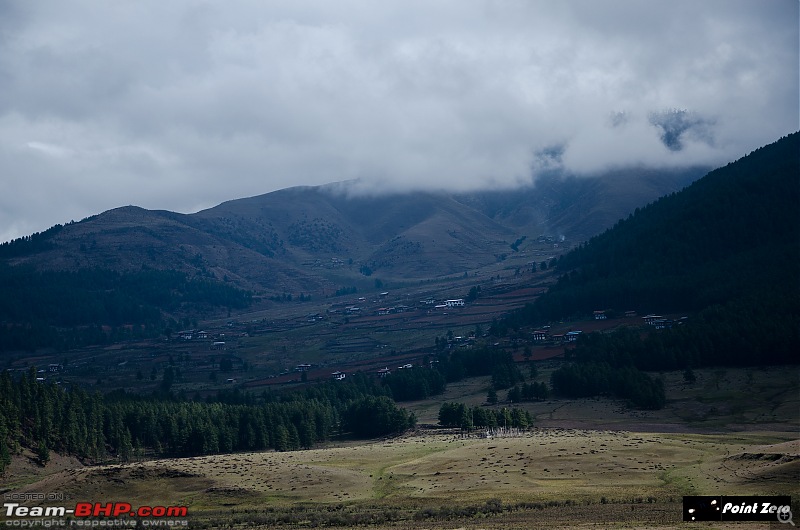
2,166,710,293
505,131,799,343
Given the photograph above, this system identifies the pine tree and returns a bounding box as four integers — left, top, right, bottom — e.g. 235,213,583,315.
36,441,50,466
0,424,11,474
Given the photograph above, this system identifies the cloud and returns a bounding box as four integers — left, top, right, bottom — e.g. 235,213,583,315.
0,0,797,241
648,110,716,152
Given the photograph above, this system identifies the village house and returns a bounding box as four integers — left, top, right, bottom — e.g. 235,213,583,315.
377,367,391,378
445,299,465,308
593,310,607,320
532,330,548,342
332,371,346,381
643,314,664,325
565,330,583,342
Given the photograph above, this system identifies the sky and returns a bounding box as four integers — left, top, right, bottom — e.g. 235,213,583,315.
1,0,798,243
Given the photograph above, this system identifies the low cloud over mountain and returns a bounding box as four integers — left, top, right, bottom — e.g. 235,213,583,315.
1,1,797,242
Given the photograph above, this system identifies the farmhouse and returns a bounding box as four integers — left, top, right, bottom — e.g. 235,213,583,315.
532,330,548,342
332,371,346,381
445,299,465,307
643,314,664,325
377,367,391,378
565,330,583,342
295,363,312,372
593,310,607,320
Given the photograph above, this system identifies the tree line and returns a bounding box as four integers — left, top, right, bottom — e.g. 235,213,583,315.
0,223,66,258
550,362,666,410
438,402,533,430
371,344,527,403
0,265,252,352
0,370,415,474
432,342,524,390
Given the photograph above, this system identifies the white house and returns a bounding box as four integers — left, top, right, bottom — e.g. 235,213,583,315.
445,299,465,308
643,314,664,325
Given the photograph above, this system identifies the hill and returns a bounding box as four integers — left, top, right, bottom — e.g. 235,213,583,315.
501,132,799,368
1,167,705,295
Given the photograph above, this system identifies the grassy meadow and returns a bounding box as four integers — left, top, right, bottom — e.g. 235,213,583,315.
4,365,798,529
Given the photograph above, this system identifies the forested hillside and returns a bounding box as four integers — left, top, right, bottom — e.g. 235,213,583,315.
525,132,798,322
0,265,252,352
501,132,798,330
493,133,799,406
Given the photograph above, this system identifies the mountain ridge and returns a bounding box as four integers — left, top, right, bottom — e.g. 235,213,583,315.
2,166,709,293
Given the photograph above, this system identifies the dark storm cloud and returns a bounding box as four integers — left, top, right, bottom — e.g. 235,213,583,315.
0,0,797,242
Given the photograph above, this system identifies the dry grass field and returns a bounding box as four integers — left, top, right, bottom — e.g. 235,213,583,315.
5,423,797,528
4,361,797,528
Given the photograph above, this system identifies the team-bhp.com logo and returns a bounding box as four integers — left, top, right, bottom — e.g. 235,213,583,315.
3,502,189,526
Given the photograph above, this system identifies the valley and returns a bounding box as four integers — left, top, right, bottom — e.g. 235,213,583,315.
1,239,562,396
4,364,797,529
1,134,798,528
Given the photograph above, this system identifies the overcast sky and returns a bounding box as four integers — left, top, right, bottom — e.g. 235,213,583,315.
1,0,797,243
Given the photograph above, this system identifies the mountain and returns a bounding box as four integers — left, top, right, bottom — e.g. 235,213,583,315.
1,166,706,294
501,132,799,365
